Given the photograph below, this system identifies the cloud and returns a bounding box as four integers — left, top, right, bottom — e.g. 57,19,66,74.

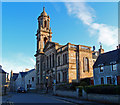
65,2,118,50
2,53,35,74
66,2,96,25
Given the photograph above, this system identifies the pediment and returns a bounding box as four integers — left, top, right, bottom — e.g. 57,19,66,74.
43,41,55,51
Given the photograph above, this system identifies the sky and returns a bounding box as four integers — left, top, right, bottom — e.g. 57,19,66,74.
1,1,118,74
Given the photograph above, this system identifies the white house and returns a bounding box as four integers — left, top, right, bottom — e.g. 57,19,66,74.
15,69,36,91
93,46,120,85
24,69,36,90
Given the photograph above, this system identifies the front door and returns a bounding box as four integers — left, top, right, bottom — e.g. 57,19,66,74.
117,76,120,85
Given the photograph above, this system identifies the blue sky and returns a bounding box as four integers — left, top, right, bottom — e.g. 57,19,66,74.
2,2,118,73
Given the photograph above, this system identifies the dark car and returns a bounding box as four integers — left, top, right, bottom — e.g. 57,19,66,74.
17,87,26,93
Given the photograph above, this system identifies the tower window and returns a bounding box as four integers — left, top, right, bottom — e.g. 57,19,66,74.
44,20,47,27
44,37,47,46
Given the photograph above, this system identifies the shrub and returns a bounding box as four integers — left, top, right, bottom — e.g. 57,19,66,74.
79,81,88,86
84,85,120,95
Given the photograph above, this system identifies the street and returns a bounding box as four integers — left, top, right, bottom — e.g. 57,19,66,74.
2,92,108,105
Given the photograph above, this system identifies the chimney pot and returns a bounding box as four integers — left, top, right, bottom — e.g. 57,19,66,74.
117,44,120,49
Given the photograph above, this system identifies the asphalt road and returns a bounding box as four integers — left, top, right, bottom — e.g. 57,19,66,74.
2,93,108,105
2,93,74,105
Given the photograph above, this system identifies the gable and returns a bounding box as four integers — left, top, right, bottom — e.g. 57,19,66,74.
43,41,55,52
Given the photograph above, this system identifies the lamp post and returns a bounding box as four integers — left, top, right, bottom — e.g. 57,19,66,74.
46,76,48,93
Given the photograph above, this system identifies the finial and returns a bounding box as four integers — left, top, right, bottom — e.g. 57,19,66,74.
43,7,45,12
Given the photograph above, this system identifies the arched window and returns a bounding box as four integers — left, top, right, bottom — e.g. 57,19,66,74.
63,54,67,65
52,54,55,67
65,54,67,64
58,56,60,66
44,37,47,45
50,55,51,68
83,57,89,72
58,73,60,83
44,20,47,27
63,54,65,65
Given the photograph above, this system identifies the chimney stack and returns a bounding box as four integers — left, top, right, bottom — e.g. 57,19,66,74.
0,65,2,69
93,46,95,51
117,44,120,49
99,44,104,55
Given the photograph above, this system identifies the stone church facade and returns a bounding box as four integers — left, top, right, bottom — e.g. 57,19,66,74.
35,8,103,89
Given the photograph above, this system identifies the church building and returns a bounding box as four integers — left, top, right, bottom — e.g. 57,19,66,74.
35,7,103,89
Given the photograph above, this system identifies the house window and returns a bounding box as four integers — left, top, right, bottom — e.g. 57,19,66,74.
101,77,104,84
32,77,34,82
83,57,89,72
111,64,116,71
100,66,104,72
107,77,112,84
52,54,55,67
27,84,29,88
27,84,32,88
58,56,60,66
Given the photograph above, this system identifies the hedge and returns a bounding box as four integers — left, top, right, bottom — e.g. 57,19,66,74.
84,85,120,95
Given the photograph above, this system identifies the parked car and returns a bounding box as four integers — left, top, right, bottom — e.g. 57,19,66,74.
17,87,26,93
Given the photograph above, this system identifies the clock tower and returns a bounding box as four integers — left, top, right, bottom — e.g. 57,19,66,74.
36,7,52,53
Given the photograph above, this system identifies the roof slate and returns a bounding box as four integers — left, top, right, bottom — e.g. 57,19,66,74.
0,68,6,74
20,69,35,77
12,73,19,81
93,49,120,68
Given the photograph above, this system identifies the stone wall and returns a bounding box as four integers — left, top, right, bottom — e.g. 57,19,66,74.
55,90,77,98
82,89,120,104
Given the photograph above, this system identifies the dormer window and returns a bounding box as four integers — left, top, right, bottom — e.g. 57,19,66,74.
110,61,117,71
98,64,104,72
100,66,104,72
111,64,117,71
